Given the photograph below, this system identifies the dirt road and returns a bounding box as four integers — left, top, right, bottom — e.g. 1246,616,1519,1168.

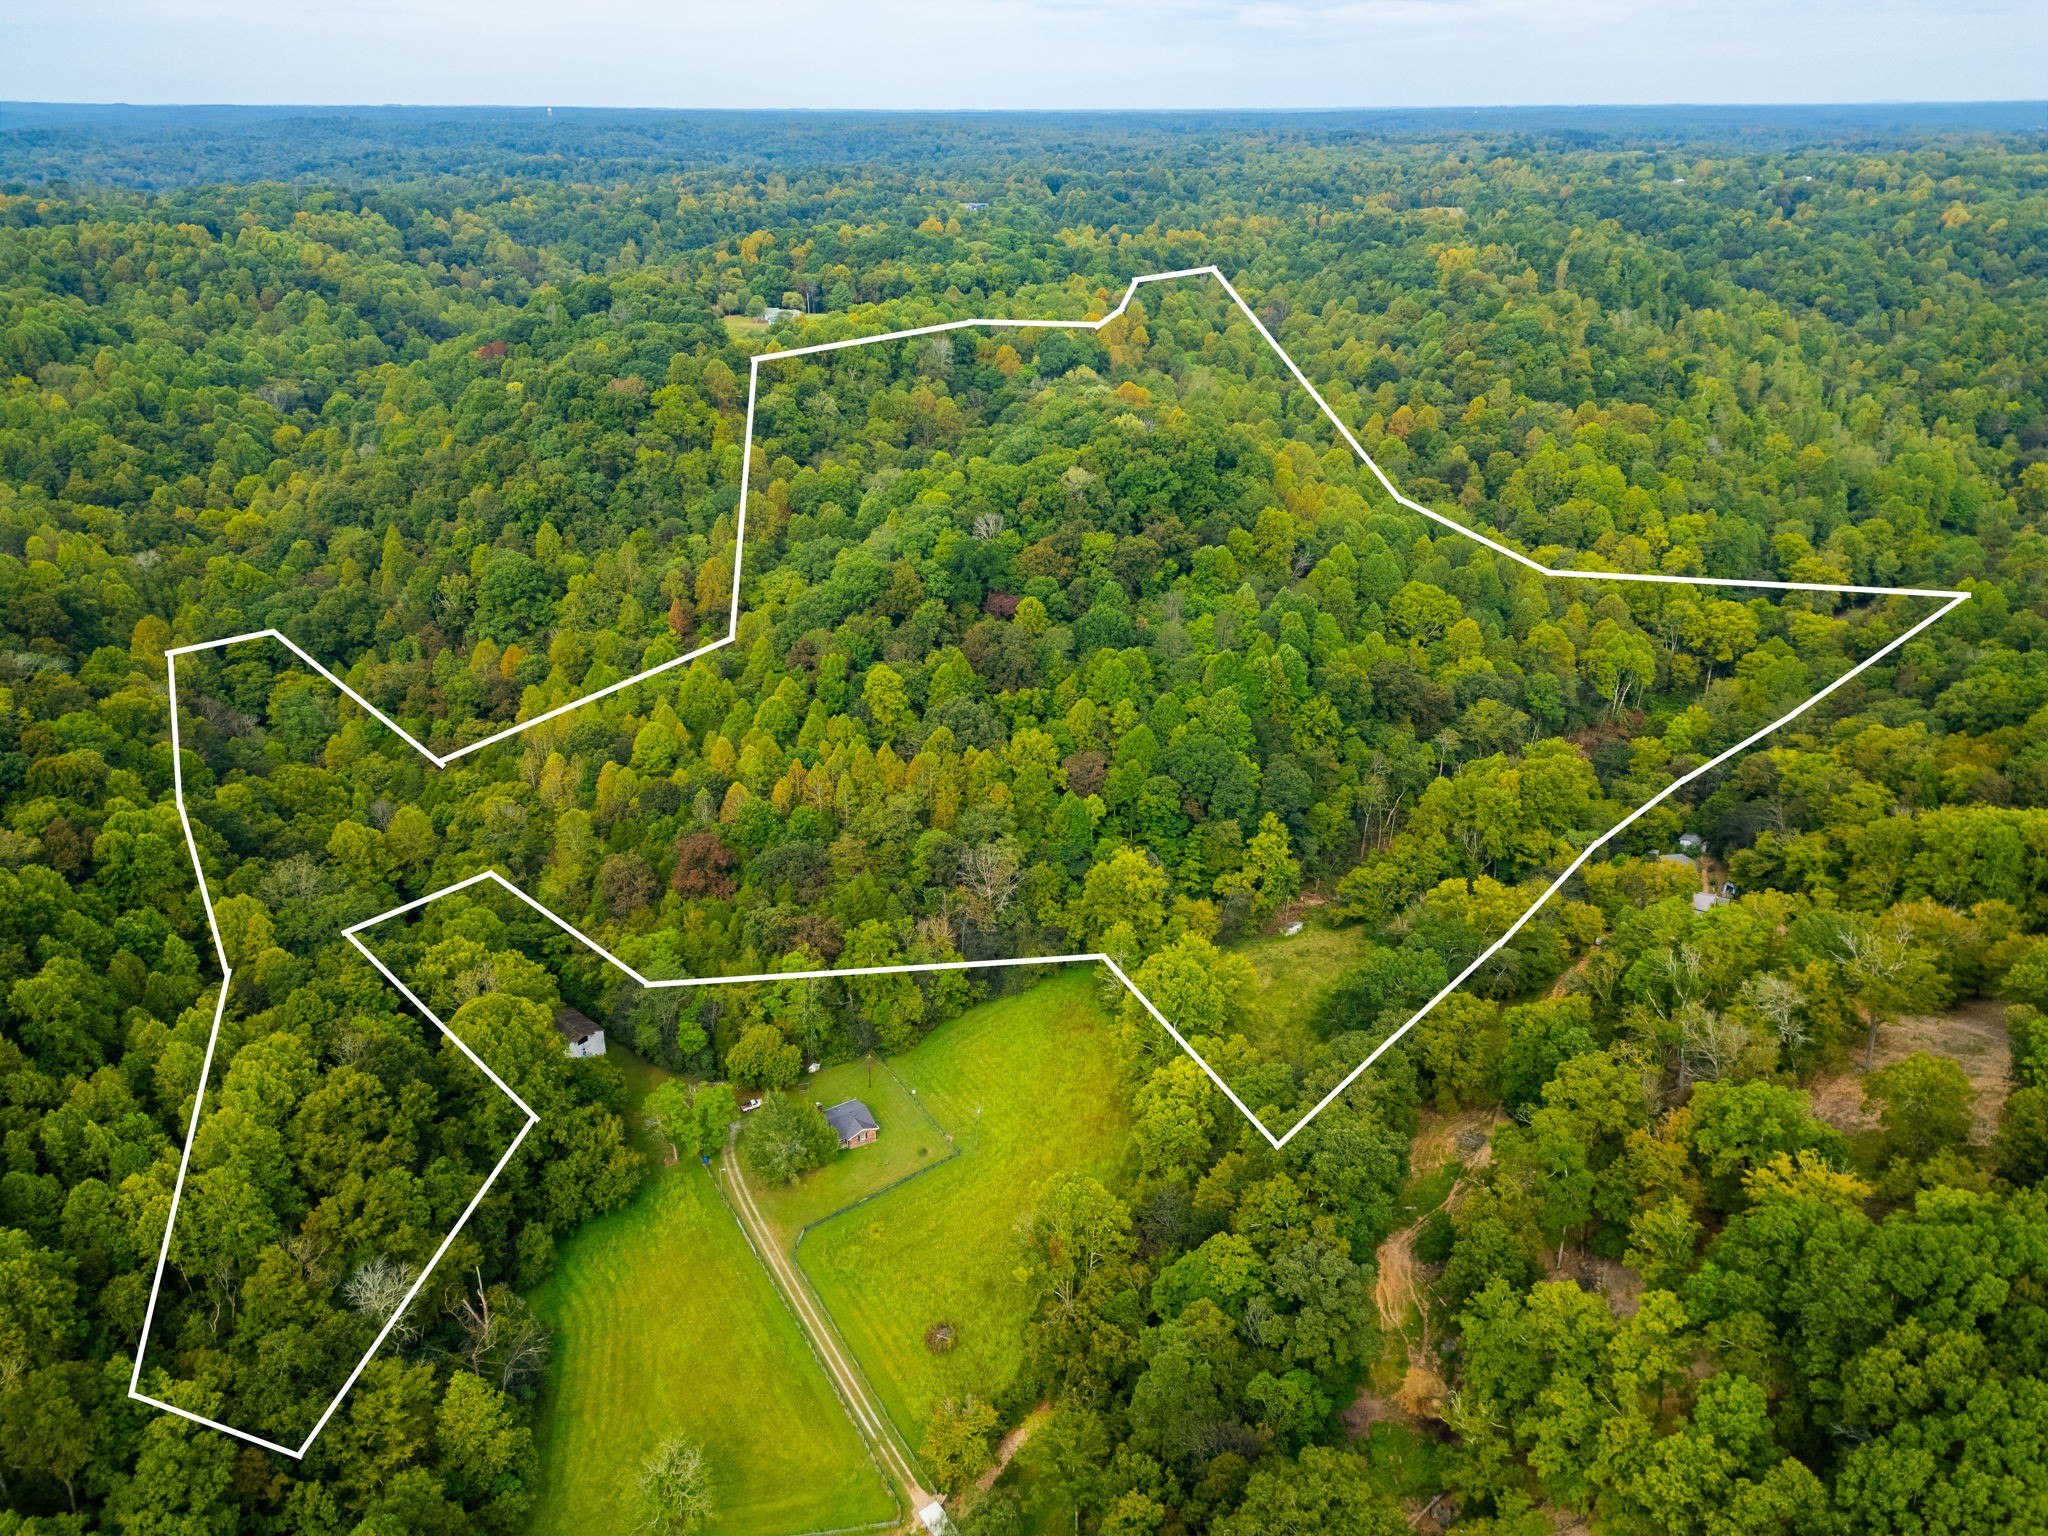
721,1137,938,1526
975,1405,1048,1492
1365,1108,1499,1425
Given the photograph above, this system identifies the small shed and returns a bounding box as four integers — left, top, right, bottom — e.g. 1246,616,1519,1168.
1691,891,1725,914
822,1099,879,1149
554,1007,606,1059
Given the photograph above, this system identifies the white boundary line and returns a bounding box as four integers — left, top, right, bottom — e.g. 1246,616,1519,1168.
132,266,1967,1452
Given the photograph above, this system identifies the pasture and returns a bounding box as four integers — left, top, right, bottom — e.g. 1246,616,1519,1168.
795,970,1133,1457
527,1061,894,1536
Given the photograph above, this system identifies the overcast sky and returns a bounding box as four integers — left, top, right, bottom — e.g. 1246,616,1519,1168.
7,0,2045,110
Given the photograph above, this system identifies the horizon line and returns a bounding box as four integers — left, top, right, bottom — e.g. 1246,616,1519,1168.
6,97,2046,115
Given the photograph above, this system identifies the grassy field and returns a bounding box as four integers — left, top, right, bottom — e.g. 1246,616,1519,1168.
796,970,1133,1458
743,1056,953,1246
609,1046,673,1121
527,1057,895,1536
1233,916,1369,1065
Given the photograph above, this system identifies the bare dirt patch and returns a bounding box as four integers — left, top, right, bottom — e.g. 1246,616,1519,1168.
1375,1226,1423,1335
1408,1107,1499,1178
1395,1362,1448,1421
1262,892,1332,936
1807,1000,2010,1144
1548,951,1592,999
1357,1108,1502,1436
1343,1388,1393,1438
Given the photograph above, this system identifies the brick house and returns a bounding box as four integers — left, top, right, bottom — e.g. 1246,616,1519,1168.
822,1099,879,1149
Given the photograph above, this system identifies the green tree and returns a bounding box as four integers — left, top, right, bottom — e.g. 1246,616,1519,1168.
726,1024,801,1089
1388,581,1461,642
742,1096,837,1185
434,1371,533,1511
694,1082,739,1151
1245,1369,1330,1451
1585,620,1657,715
1073,846,1169,954
1213,812,1302,926
1995,1087,2048,1184
922,1396,999,1495
862,662,911,737
384,802,436,875
474,550,553,644
1499,997,1595,1116
1863,1051,1974,1165
0,1361,98,1511
643,1079,700,1163
1212,1445,1405,1536
7,955,116,1077
637,1434,715,1535
1121,934,1257,1054
1686,1080,1846,1211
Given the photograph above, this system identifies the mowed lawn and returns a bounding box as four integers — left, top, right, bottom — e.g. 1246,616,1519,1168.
796,971,1132,1456
745,1056,951,1246
528,1150,894,1535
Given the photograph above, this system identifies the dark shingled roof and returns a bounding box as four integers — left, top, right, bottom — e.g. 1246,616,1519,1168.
554,1007,602,1044
823,1099,878,1139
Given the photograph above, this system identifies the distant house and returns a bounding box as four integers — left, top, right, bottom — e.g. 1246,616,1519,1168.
760,305,804,324
554,1007,605,1059
822,1099,879,1149
1691,891,1726,914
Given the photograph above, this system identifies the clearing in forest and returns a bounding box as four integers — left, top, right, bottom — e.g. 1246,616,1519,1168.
792,971,1133,1463
1806,998,2013,1147
1231,917,1373,1070
741,1053,954,1246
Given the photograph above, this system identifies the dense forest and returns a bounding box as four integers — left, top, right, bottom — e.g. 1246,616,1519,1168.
1,107,2047,1534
